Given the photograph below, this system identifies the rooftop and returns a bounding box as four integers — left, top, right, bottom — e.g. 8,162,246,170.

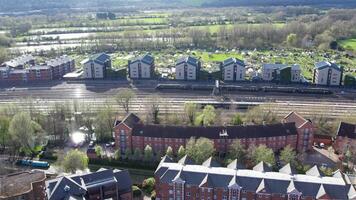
131,54,154,65
222,57,245,67
176,56,200,67
283,111,310,128
0,170,46,199
314,61,342,71
337,122,356,139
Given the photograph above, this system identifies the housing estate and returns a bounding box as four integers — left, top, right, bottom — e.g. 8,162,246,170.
175,56,201,80
221,58,246,81
0,55,75,82
333,122,356,155
262,64,301,83
46,168,133,200
82,53,111,79
154,156,356,200
1,54,35,69
0,170,47,200
128,54,155,79
313,61,343,86
114,112,314,155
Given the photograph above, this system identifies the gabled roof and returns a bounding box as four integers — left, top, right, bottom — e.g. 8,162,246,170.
131,54,154,65
202,157,220,168
161,155,174,164
314,61,342,71
113,169,133,193
305,165,323,177
287,179,299,194
199,174,214,187
348,184,356,199
176,56,200,67
262,63,288,70
131,122,298,139
117,113,141,128
81,53,110,65
253,161,272,173
283,111,310,128
173,168,185,183
228,175,242,189
256,179,271,193
178,155,195,165
337,122,356,139
279,163,296,175
316,184,327,199
222,57,245,67
227,159,245,170
47,176,87,200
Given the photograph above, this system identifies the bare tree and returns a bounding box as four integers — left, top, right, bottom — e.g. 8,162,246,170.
115,88,136,113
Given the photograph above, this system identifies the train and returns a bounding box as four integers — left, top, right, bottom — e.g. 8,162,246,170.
156,83,332,95
16,159,50,168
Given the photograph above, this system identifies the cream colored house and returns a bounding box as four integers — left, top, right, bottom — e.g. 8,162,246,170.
221,58,246,81
128,54,154,79
313,61,342,86
175,56,201,80
82,53,111,79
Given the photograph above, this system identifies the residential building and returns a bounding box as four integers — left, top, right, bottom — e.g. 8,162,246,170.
82,53,111,79
175,56,201,80
221,58,246,81
128,54,154,79
262,64,301,83
28,65,53,81
46,168,133,200
282,111,315,152
313,61,343,86
1,54,35,69
0,170,47,200
46,55,75,79
333,122,355,155
155,157,356,200
114,113,300,155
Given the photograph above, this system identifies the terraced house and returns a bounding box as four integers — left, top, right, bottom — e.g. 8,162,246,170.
175,56,201,80
154,157,356,200
128,54,155,79
313,61,343,86
221,58,246,81
114,112,313,155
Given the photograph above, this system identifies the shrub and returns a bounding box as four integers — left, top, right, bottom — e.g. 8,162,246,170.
142,177,155,194
151,190,156,200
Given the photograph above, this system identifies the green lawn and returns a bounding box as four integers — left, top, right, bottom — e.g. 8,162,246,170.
339,38,356,51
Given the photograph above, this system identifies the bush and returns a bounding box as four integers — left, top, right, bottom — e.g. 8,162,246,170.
142,177,155,194
151,190,156,200
132,185,142,197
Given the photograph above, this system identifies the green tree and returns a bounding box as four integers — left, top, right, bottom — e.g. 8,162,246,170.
150,96,160,124
166,146,173,157
280,145,297,165
124,148,132,160
231,113,243,125
133,148,142,160
245,105,278,124
184,102,198,125
62,149,89,173
177,145,186,159
114,149,121,160
286,33,298,47
94,145,103,158
194,105,216,126
144,145,154,161
186,137,215,163
94,107,114,142
228,140,245,163
249,145,275,166
0,48,8,64
142,177,155,195
115,89,136,113
0,116,10,151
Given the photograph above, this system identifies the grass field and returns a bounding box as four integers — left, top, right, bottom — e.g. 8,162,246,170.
339,39,356,51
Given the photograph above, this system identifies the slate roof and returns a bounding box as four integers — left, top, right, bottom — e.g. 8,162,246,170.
155,158,353,199
178,155,195,165
222,57,245,67
46,169,132,200
176,56,200,67
116,113,141,128
131,122,297,139
337,122,356,139
305,165,323,177
262,63,288,70
227,159,245,170
131,54,154,65
81,53,110,65
202,157,220,168
314,61,342,71
3,54,34,68
279,163,297,175
283,111,310,128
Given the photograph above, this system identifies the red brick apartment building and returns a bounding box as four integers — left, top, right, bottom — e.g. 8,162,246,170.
0,170,47,200
114,112,314,155
333,122,356,155
0,55,75,82
154,156,356,200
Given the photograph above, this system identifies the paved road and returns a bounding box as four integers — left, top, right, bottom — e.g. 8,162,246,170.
0,81,356,119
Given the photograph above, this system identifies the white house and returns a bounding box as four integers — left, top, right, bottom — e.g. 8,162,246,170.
128,54,154,79
221,58,246,81
313,61,343,86
82,53,111,79
262,64,301,83
175,56,201,80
